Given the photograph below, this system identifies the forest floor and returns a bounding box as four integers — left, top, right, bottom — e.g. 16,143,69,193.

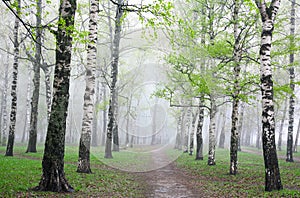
0,145,300,197
242,147,300,162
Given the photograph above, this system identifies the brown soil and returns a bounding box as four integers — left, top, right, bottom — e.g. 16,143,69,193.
135,150,202,198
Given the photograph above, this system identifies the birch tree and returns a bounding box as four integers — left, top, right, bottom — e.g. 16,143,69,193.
195,100,204,160
1,56,9,146
5,0,21,157
286,0,295,163
229,0,242,175
33,0,77,192
26,0,43,153
105,0,124,158
254,0,283,191
77,0,99,174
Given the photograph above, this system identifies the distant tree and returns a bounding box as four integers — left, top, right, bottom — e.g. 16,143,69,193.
254,0,283,192
278,99,287,151
21,66,32,143
105,0,124,158
77,0,99,174
33,0,77,192
189,109,198,155
286,0,295,163
5,0,21,157
26,0,43,153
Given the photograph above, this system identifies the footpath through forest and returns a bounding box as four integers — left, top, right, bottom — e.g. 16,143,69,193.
136,149,201,198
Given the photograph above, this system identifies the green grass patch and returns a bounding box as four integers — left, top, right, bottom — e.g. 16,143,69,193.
176,148,300,197
0,145,145,197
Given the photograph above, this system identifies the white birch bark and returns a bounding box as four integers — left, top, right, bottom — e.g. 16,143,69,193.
286,0,295,162
208,95,216,165
255,0,283,191
5,0,20,156
77,0,99,173
26,0,42,153
1,60,9,146
230,0,242,175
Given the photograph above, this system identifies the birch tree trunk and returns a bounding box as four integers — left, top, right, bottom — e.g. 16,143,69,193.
195,100,204,160
101,81,107,146
105,0,123,158
255,0,283,191
183,107,192,153
230,0,242,175
41,64,52,121
125,94,132,147
1,60,9,146
77,0,99,173
189,110,198,155
112,88,119,151
278,99,287,151
5,0,20,156
33,0,77,192
286,0,295,162
175,111,183,150
256,104,262,149
22,68,32,143
208,96,217,165
218,114,226,149
26,0,42,153
91,80,101,147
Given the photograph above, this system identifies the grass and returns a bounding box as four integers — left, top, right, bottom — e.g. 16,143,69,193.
0,144,145,197
175,148,300,197
0,144,299,197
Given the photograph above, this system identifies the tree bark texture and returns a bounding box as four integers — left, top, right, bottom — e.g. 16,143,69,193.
41,64,52,121
112,89,119,152
255,0,283,192
33,0,77,192
208,96,217,165
26,0,42,153
1,61,9,146
77,0,99,174
286,0,295,162
5,0,20,156
195,102,204,160
230,0,242,175
105,0,123,158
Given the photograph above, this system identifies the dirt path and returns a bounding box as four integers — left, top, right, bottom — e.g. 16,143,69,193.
136,150,200,198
